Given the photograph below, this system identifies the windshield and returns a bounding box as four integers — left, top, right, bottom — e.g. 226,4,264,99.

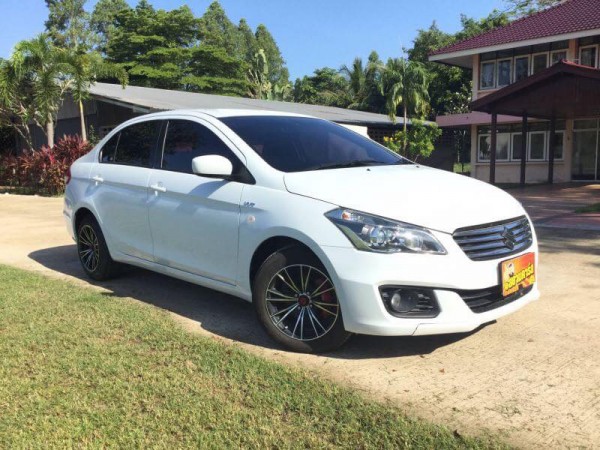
220,116,410,172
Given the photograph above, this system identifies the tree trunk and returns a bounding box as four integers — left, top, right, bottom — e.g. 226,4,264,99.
46,113,54,148
403,104,408,153
79,100,87,141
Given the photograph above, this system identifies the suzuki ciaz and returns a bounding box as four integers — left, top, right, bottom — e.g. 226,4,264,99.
64,110,539,353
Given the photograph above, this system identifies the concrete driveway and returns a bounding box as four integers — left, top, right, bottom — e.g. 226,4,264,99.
0,193,599,448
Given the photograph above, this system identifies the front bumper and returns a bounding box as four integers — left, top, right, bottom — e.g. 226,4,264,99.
320,230,539,337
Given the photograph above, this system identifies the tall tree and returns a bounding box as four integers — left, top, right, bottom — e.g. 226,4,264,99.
255,24,289,86
106,2,198,89
339,52,384,112
237,19,257,63
198,1,239,55
293,68,350,107
44,0,91,50
89,0,130,52
183,46,247,96
380,58,430,151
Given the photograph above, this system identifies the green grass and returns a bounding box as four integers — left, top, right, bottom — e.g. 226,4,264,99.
575,203,600,213
0,265,506,449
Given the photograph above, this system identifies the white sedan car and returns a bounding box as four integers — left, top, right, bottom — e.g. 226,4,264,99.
64,110,539,353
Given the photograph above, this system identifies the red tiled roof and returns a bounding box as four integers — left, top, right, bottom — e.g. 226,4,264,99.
431,0,600,56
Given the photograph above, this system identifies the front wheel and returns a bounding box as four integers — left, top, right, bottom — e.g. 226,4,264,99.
253,247,351,353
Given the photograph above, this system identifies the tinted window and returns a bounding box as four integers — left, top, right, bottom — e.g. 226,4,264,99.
115,121,161,167
161,120,239,174
100,133,120,163
100,121,161,166
220,116,406,173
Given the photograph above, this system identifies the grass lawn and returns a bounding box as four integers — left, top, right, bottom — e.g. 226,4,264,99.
575,203,600,213
453,162,471,174
0,265,506,449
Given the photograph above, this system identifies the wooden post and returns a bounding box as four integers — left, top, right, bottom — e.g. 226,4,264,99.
490,112,497,184
548,116,556,184
520,113,528,186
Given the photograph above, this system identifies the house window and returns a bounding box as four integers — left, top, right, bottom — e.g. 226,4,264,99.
532,53,548,74
477,133,509,161
551,50,567,65
580,46,598,68
528,132,546,160
497,59,512,87
514,56,529,82
480,61,496,89
511,133,524,160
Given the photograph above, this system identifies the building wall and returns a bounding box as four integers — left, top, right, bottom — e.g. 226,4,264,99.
468,36,599,183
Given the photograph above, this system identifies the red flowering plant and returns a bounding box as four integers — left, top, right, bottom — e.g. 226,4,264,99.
0,135,92,195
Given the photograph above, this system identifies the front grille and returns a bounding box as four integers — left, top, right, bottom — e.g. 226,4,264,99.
456,284,533,313
453,216,532,261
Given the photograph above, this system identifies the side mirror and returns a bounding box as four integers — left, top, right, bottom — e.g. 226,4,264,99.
191,155,233,179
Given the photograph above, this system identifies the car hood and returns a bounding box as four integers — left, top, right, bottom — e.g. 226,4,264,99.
283,165,526,234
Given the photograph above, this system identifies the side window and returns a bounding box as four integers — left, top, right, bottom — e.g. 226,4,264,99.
161,120,240,174
100,133,119,163
111,121,161,167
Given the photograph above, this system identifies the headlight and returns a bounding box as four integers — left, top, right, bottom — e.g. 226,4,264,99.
325,208,446,254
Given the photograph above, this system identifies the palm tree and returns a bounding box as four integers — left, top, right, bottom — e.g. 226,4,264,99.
340,57,365,109
380,58,430,151
8,34,71,147
65,50,127,141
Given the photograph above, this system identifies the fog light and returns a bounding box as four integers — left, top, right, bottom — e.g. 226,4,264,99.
389,289,420,313
379,286,440,318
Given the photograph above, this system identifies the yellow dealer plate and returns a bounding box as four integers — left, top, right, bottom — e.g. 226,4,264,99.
501,253,535,297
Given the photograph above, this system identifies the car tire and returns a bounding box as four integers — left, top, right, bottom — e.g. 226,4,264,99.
253,246,352,353
77,215,119,281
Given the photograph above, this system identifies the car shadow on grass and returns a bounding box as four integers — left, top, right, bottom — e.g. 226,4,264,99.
29,244,482,359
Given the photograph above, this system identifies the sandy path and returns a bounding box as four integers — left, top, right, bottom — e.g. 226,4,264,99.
1,194,598,448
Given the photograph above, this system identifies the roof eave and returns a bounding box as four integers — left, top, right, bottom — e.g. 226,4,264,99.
429,27,600,67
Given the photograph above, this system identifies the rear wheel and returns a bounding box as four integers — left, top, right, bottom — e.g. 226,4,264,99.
253,247,351,353
77,215,119,281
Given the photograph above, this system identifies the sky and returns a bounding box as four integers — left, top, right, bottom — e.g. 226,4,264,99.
0,0,506,80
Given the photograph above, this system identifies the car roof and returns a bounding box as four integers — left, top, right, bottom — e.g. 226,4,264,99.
140,109,314,120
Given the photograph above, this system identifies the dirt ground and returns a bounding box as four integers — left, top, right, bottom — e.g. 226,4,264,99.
0,193,599,449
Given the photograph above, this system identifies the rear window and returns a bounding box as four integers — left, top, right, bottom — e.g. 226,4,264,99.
220,116,407,172
100,120,162,167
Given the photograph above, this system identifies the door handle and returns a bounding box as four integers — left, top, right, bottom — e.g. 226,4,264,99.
150,183,167,193
92,175,104,183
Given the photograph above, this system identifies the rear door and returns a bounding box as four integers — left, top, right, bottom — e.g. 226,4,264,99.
147,118,246,285
90,120,163,261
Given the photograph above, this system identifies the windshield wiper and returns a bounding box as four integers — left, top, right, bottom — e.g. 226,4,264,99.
310,159,388,171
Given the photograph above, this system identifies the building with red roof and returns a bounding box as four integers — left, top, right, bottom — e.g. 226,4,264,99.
430,0,600,184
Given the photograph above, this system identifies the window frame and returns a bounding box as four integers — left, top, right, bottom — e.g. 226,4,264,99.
510,132,525,161
513,55,530,83
550,50,567,66
531,52,549,75
480,60,496,90
477,133,510,162
98,119,163,168
579,44,598,68
496,58,513,87
528,131,547,161
156,117,254,183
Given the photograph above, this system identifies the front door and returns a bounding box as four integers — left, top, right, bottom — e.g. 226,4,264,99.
572,119,600,181
147,119,245,285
